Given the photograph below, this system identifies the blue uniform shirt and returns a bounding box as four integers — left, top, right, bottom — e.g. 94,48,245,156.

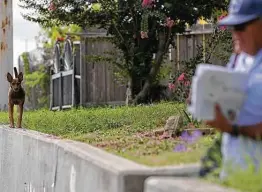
221,50,262,179
237,49,262,125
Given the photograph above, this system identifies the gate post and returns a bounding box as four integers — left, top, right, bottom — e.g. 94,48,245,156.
0,0,13,110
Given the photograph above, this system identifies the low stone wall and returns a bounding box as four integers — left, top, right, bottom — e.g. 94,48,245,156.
0,125,234,192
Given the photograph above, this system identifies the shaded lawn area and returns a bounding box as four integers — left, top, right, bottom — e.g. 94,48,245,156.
0,103,213,166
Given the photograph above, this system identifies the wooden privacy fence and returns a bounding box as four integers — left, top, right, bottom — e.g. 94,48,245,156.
79,32,126,106
169,24,224,72
49,24,224,110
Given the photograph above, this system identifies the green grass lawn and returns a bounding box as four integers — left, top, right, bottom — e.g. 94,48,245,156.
0,103,212,166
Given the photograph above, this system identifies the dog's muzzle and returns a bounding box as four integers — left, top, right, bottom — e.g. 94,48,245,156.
13,88,19,92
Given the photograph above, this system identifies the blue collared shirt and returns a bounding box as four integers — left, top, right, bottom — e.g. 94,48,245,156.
220,50,262,179
237,49,262,125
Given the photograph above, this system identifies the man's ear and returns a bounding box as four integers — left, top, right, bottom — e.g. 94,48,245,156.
18,72,23,82
6,73,13,83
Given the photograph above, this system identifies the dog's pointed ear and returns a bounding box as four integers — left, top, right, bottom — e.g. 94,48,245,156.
18,72,23,82
7,73,13,83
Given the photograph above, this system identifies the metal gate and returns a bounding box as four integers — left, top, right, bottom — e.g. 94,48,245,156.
50,36,81,110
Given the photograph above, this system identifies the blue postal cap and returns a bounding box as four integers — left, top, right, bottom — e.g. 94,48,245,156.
218,0,262,26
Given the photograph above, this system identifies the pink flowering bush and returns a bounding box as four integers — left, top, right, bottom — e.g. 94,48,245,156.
140,0,176,40
165,17,175,28
142,0,154,8
167,13,232,103
168,43,208,102
48,1,56,11
140,31,149,39
168,71,191,102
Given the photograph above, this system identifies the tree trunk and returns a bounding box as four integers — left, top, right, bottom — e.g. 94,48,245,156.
125,79,132,105
125,75,143,105
133,31,168,104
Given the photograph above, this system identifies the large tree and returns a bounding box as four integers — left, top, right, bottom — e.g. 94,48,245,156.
19,0,228,104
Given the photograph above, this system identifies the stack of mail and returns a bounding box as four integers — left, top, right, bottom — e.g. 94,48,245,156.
187,64,249,121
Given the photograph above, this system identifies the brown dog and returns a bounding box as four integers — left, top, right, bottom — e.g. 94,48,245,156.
6,67,25,128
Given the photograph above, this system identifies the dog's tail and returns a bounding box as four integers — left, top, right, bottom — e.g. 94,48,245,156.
14,67,18,78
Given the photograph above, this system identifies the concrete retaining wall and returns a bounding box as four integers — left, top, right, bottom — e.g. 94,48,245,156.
144,177,237,192
0,126,234,192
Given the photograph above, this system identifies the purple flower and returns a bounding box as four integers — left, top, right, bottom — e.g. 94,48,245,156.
181,130,202,144
192,130,202,140
181,131,190,141
174,130,202,153
173,144,187,152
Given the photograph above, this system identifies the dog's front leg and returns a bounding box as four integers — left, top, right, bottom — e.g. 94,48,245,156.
8,103,14,128
17,104,24,128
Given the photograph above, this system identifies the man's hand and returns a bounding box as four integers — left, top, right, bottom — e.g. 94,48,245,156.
205,104,232,133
